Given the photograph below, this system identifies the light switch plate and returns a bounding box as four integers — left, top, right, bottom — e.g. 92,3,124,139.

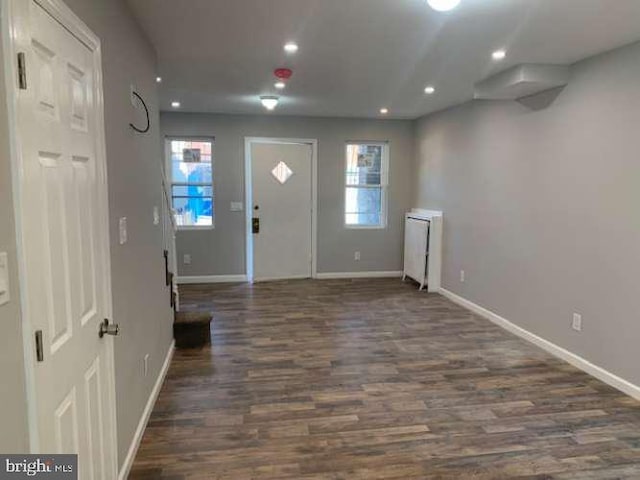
0,252,9,306
119,217,128,245
230,202,243,212
572,313,582,332
153,206,160,225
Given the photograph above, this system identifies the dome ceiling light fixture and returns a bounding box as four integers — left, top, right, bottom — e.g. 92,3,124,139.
260,96,279,110
427,0,461,12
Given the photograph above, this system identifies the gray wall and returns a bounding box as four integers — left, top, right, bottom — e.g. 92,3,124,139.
0,0,173,467
414,41,640,386
62,0,174,467
161,113,415,276
0,3,29,452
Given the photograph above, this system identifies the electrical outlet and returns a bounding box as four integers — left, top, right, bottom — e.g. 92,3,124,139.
460,270,465,282
143,354,150,377
572,313,582,332
354,251,361,261
183,254,191,265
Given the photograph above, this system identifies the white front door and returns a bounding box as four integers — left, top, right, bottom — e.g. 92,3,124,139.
11,0,117,477
251,142,313,281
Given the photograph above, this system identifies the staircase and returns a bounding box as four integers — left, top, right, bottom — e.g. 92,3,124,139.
162,173,213,348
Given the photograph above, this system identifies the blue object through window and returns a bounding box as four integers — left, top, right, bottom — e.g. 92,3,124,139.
169,139,214,227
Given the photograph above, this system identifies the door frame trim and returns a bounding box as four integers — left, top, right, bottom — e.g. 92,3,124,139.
244,137,318,283
1,0,118,469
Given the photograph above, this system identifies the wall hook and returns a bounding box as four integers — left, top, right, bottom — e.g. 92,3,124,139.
129,90,150,133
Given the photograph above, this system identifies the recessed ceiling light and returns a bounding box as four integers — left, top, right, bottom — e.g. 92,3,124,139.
424,85,435,95
380,108,389,115
171,101,180,108
427,0,461,12
260,96,279,110
492,49,507,61
156,76,162,83
275,81,286,90
284,42,298,54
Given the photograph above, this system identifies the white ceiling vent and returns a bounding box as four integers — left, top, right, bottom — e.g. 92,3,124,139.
474,64,569,101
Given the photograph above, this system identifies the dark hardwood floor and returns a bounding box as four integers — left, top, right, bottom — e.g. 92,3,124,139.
129,279,640,479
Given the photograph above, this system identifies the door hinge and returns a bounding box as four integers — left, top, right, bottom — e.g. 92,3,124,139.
35,330,44,362
17,52,27,90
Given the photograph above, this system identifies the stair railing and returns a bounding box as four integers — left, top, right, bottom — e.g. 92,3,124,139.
161,171,179,311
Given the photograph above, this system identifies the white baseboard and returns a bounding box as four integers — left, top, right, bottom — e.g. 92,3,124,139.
178,273,404,283
254,274,311,282
439,288,640,401
177,274,247,284
315,271,403,280
118,340,175,480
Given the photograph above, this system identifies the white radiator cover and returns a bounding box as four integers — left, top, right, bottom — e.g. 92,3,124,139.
403,209,443,292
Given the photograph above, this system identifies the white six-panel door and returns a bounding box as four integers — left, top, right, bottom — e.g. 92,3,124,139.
10,0,117,477
251,142,313,281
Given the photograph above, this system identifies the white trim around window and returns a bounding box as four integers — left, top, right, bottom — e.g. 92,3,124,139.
165,136,215,230
344,141,389,229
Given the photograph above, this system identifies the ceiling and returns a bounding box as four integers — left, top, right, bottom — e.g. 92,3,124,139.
127,0,640,119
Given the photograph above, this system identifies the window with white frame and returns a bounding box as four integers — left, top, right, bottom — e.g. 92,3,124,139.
345,142,388,228
167,138,214,228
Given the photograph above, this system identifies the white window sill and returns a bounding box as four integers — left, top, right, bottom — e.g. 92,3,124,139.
176,225,215,231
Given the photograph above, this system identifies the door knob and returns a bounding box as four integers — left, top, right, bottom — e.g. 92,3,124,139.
99,319,119,338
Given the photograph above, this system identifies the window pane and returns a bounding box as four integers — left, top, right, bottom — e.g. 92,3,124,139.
171,140,212,155
345,186,382,226
172,194,213,227
346,144,383,186
169,139,215,228
171,185,213,197
346,170,381,186
172,156,212,184
345,212,382,226
171,140,185,153
188,141,211,155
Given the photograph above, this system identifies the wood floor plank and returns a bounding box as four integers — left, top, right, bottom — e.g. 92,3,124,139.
129,279,640,479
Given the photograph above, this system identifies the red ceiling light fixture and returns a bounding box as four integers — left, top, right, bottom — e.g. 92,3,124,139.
274,68,293,80
273,68,293,90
